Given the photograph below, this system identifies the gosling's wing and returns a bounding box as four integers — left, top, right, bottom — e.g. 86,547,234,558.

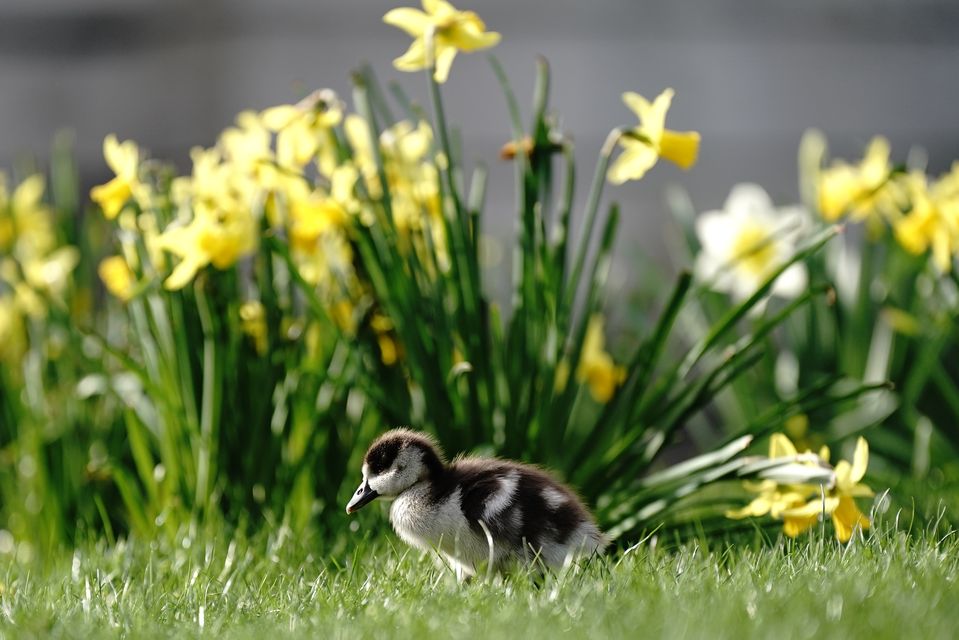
450,459,598,552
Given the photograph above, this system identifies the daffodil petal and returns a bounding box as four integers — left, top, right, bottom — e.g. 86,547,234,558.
393,38,429,71
769,433,798,459
104,135,138,178
783,496,839,518
607,142,658,185
432,45,457,83
260,105,300,131
771,263,808,299
163,255,207,290
726,498,769,519
832,495,870,542
383,8,431,36
850,436,869,484
90,177,132,220
12,175,45,211
621,91,652,121
783,513,818,538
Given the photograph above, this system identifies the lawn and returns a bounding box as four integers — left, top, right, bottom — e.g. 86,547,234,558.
4,2,959,638
2,513,956,639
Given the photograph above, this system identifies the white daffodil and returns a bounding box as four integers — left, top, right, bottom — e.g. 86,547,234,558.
694,183,809,303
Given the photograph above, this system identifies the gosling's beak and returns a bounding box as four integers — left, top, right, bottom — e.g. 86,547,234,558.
346,479,379,514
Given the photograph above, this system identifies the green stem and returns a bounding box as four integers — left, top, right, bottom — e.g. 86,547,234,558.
193,278,219,518
562,129,623,325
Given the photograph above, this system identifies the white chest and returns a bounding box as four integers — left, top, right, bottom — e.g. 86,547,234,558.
389,484,480,558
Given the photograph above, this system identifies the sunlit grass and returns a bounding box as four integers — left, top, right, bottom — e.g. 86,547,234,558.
1,513,955,639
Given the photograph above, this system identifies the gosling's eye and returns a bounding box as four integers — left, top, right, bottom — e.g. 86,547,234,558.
396,464,406,473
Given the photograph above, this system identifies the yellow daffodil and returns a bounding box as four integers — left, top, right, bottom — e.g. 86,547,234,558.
3,175,55,258
157,208,258,290
239,300,268,355
576,315,626,403
90,135,144,220
694,184,808,303
21,246,79,303
726,480,816,521
894,170,959,272
608,89,700,184
384,0,501,83
736,434,873,543
220,111,272,177
98,255,135,301
0,294,25,363
1,173,79,317
345,114,446,266
817,136,899,227
371,313,400,366
727,433,824,522
261,89,344,172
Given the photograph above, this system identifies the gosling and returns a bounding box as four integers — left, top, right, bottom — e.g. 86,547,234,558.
346,428,607,578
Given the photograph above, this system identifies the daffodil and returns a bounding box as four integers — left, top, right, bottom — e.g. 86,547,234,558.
239,300,268,356
371,313,400,366
727,433,825,523
384,0,501,83
576,315,626,403
1,173,79,315
694,184,808,303
158,143,261,289
157,209,258,290
0,294,24,363
817,136,900,228
894,170,959,272
3,174,55,258
261,89,344,172
733,433,874,542
98,255,136,301
345,115,447,265
607,89,700,184
780,437,873,542
726,480,816,521
90,135,144,220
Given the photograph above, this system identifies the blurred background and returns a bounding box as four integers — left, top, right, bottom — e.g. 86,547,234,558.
2,0,958,285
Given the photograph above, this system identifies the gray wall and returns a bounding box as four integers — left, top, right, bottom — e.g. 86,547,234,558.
3,0,958,289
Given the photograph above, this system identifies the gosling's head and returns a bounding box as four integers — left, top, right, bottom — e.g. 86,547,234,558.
346,429,446,514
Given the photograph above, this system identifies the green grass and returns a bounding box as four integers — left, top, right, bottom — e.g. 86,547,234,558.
1,511,957,639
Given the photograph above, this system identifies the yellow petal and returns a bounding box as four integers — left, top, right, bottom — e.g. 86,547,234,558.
726,496,771,519
12,174,44,211
659,129,700,170
393,38,429,72
103,134,138,179
622,91,652,121
850,437,869,484
834,460,852,489
832,495,870,542
383,7,431,36
769,433,798,459
432,45,457,83
163,255,207,290
782,496,839,519
422,0,448,15
98,255,135,301
260,105,300,131
607,141,658,185
861,136,891,186
90,177,133,220
783,513,818,538
622,89,675,139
